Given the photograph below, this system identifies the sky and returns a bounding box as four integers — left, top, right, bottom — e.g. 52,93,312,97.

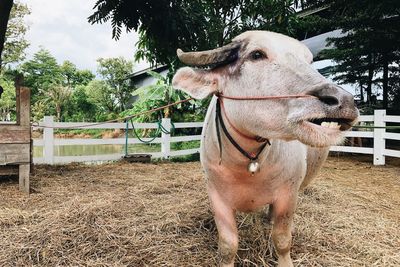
20,0,148,73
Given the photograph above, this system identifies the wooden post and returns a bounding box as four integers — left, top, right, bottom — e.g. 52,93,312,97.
373,110,385,165
19,86,31,193
43,116,54,164
19,164,30,193
161,118,171,159
19,87,30,127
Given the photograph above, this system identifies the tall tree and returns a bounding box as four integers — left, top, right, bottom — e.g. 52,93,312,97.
60,60,95,87
1,1,30,68
96,57,134,112
85,79,116,113
21,48,63,101
21,48,96,120
0,0,13,69
45,84,71,121
315,0,400,109
89,0,298,66
64,85,98,122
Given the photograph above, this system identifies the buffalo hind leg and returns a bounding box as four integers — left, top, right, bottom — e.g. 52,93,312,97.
208,188,238,267
265,204,274,224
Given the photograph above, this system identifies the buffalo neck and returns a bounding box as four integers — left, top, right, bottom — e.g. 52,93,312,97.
213,98,271,167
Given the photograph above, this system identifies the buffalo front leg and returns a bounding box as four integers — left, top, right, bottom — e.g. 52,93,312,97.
208,188,238,267
271,192,297,267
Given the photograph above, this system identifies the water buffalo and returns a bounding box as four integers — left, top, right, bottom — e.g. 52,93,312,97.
172,31,359,267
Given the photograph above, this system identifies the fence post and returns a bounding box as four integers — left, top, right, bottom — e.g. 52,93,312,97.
161,118,171,159
43,116,54,164
373,110,386,165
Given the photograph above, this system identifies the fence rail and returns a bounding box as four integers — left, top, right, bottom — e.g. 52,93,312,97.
32,110,399,165
329,110,400,165
32,117,202,165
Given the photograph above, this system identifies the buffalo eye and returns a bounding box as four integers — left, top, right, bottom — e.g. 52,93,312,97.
250,50,266,60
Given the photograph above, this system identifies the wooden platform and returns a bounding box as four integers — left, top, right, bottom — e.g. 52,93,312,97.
0,80,31,193
122,154,152,163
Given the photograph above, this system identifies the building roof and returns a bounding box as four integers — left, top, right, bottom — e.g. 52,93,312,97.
302,30,345,58
127,65,168,82
297,5,330,18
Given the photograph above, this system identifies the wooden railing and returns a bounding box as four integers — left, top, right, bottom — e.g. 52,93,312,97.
32,110,400,165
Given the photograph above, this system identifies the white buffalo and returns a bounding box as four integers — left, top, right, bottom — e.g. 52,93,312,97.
173,31,359,267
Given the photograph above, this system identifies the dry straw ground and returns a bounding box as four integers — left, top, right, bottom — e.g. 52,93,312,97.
0,155,399,266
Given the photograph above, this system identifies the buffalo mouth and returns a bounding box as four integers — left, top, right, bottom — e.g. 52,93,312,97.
306,118,355,131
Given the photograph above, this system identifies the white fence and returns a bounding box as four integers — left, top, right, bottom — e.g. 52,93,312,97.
330,110,400,165
32,110,400,165
33,117,203,164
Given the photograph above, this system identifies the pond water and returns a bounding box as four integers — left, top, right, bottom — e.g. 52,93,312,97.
33,144,161,158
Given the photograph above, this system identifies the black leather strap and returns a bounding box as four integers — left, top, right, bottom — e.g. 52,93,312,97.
215,100,223,164
215,98,269,161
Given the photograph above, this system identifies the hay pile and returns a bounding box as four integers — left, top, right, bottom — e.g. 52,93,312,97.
0,156,399,266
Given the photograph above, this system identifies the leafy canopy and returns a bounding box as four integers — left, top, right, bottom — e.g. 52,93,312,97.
89,0,300,65
85,79,116,113
96,57,134,112
21,48,95,101
0,74,15,120
21,48,62,99
2,1,30,68
20,48,96,120
44,84,72,121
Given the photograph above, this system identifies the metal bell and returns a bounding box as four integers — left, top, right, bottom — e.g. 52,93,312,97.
248,161,260,175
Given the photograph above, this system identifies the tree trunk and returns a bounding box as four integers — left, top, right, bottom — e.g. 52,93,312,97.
366,53,374,104
0,0,13,69
56,105,61,122
358,80,364,103
382,54,389,109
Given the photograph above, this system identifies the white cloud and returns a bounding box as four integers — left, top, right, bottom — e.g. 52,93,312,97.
21,0,149,73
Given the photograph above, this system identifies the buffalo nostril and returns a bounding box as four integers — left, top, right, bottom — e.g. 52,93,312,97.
318,95,339,106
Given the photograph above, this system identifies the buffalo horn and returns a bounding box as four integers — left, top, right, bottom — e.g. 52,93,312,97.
177,42,240,67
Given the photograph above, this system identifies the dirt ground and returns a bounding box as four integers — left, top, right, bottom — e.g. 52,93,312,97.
0,155,399,267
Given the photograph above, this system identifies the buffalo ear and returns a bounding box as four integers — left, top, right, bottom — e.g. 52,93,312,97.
172,67,218,99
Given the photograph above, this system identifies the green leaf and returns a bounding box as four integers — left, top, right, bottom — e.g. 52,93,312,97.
147,70,166,82
131,85,154,97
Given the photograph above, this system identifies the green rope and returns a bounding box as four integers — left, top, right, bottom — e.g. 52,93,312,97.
157,120,175,134
124,119,176,155
130,119,160,144
125,120,129,156
171,121,176,133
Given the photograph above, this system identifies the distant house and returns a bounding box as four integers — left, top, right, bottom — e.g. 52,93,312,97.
125,65,169,109
128,65,168,89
